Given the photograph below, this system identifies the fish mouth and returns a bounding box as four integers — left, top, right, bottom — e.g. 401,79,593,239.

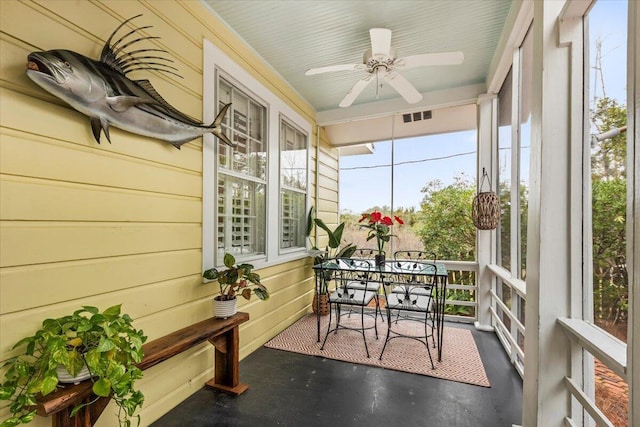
27,54,54,77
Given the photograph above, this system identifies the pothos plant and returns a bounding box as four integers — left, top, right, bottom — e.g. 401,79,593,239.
203,253,269,301
0,305,147,427
306,207,357,293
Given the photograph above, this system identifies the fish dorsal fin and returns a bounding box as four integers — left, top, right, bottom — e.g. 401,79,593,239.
100,15,143,75
135,79,202,125
99,15,183,79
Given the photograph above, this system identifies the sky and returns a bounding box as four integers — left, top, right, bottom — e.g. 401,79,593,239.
339,0,628,214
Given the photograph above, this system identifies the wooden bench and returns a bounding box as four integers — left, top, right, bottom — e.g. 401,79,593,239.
36,312,250,427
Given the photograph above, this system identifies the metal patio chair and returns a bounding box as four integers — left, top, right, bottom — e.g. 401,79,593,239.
320,258,379,358
379,260,437,369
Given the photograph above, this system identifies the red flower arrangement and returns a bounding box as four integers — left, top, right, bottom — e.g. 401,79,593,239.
358,211,404,255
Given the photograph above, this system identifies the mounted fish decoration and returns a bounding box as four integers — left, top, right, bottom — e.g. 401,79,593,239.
26,15,233,149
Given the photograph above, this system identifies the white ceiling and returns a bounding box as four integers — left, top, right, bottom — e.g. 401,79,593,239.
201,0,516,145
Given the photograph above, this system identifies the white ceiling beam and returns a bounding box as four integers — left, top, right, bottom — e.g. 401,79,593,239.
323,103,476,147
316,83,484,126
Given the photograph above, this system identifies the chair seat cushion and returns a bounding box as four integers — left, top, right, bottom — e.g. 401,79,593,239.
329,288,377,305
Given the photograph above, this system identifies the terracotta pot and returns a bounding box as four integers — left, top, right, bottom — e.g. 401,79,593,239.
312,293,330,316
213,296,238,318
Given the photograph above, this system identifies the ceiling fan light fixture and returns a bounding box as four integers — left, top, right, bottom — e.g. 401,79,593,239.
304,28,464,107
370,28,392,57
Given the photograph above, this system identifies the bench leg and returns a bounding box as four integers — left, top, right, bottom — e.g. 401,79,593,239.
51,395,110,427
205,325,248,395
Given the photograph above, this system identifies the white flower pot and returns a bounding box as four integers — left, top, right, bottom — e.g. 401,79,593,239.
56,363,92,384
213,297,238,318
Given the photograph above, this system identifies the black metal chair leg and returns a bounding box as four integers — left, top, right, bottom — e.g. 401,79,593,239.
320,302,335,350
360,306,370,358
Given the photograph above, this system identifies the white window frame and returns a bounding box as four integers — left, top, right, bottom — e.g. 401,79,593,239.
278,115,309,253
203,39,312,271
216,74,268,260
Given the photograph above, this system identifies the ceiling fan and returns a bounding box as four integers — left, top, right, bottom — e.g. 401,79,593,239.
305,28,464,108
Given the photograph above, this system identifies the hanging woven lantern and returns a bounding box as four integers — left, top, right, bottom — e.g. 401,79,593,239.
472,168,500,230
472,191,500,230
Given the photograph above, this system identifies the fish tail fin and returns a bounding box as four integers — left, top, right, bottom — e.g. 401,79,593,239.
209,103,236,147
212,103,231,127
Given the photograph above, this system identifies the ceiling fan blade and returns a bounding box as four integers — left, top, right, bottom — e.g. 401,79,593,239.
383,71,422,104
395,51,464,69
305,63,364,76
370,28,392,57
339,74,374,108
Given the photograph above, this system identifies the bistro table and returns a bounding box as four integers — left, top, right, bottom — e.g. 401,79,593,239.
313,258,448,362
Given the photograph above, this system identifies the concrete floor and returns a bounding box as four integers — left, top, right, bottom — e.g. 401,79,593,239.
151,322,522,427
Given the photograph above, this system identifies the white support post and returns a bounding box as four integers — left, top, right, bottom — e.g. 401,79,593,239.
627,1,639,425
523,1,584,425
475,93,497,331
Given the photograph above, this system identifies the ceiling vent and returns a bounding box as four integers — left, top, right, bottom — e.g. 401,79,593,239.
402,110,432,124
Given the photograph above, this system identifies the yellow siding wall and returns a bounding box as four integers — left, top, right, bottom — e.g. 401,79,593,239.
0,1,337,425
312,127,341,250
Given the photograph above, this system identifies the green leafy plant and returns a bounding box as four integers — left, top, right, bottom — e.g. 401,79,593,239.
0,304,147,427
306,207,357,293
203,253,269,301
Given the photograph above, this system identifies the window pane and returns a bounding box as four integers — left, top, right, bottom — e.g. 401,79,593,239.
589,1,628,345
280,122,308,191
217,177,265,258
280,190,306,249
218,77,267,180
498,68,513,270
587,2,628,426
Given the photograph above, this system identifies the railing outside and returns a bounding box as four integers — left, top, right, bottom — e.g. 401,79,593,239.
488,264,526,377
486,264,627,426
440,260,478,324
558,318,626,427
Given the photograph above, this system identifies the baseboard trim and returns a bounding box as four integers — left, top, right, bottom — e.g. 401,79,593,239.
474,321,495,332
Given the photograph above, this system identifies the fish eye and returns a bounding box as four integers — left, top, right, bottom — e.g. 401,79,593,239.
63,61,71,68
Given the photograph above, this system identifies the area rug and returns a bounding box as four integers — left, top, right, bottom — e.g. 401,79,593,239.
264,313,490,387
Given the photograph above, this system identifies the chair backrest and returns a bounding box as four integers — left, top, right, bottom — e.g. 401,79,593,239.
351,248,384,259
380,260,437,311
393,250,437,262
327,258,373,302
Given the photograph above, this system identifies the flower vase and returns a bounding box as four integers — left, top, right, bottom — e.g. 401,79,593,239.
374,254,386,267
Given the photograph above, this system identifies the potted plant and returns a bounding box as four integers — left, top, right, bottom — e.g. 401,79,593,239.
202,252,269,318
306,207,357,315
358,211,404,266
0,304,147,427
